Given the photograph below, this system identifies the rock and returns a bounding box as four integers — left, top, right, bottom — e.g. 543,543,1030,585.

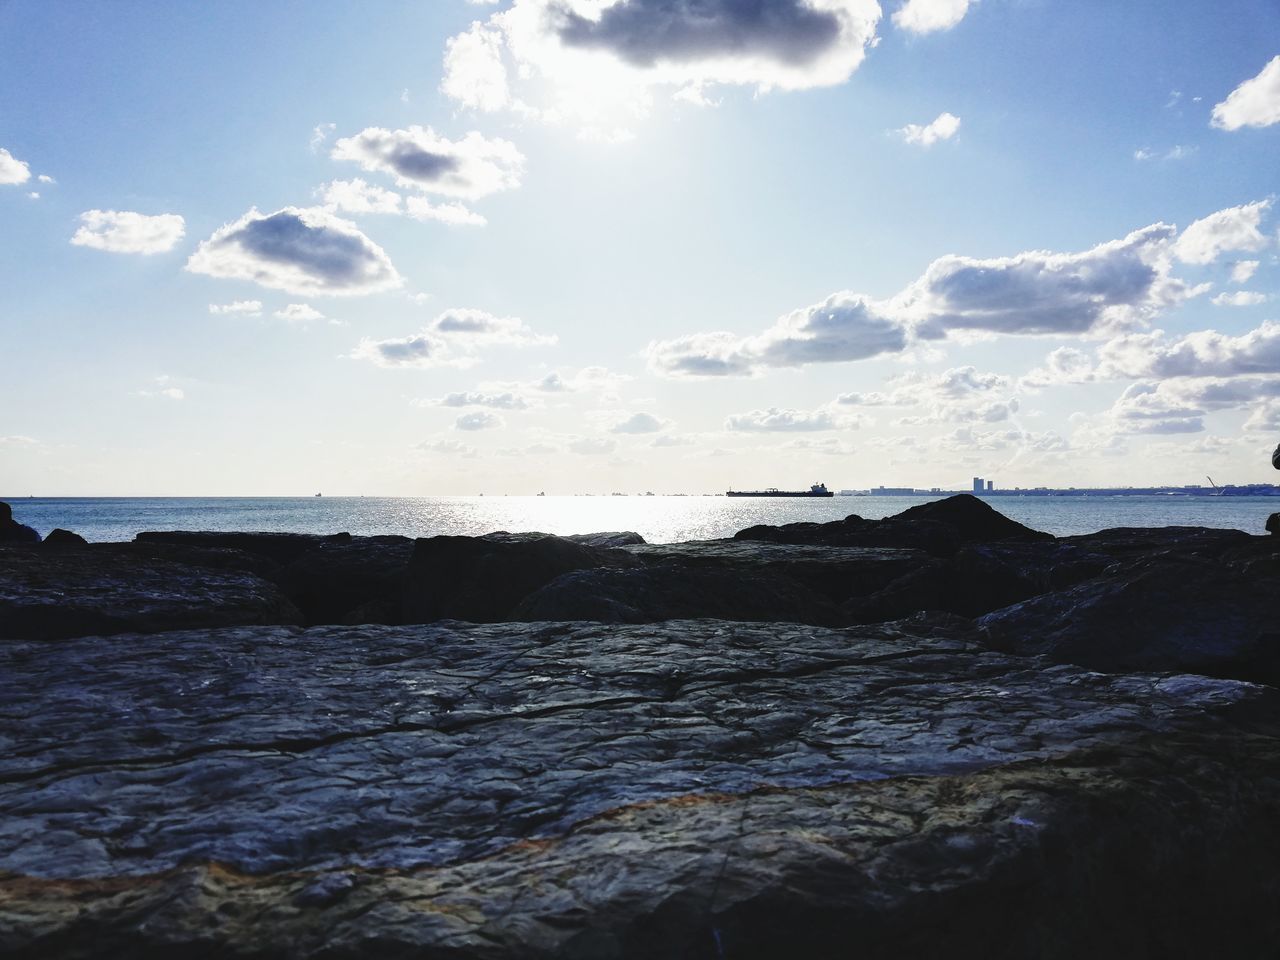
976,551,1280,683
274,535,414,624
0,545,303,640
402,532,629,623
1267,513,1280,536
2,620,1280,957
135,530,353,565
734,495,1051,558
40,528,87,547
566,531,647,548
514,565,846,624
1061,526,1253,560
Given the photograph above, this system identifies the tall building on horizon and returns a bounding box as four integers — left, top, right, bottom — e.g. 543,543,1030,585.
973,477,984,494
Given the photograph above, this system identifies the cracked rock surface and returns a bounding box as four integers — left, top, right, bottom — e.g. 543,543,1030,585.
4,620,1280,957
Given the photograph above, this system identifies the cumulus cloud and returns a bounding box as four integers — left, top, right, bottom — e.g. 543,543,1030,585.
71,210,186,254
1095,321,1280,380
897,112,960,146
568,436,618,455
1232,260,1260,284
310,122,337,153
332,126,523,200
404,196,488,226
526,367,630,393
649,221,1194,377
208,300,263,316
1106,382,1205,434
1175,199,1273,264
441,0,882,129
0,148,31,185
318,178,403,215
275,303,326,322
427,391,530,410
186,206,401,296
725,406,838,432
892,0,974,34
835,390,910,406
1019,347,1096,389
609,411,668,434
938,426,1068,453
1211,55,1280,131
455,411,503,431
1212,290,1269,307
352,308,553,368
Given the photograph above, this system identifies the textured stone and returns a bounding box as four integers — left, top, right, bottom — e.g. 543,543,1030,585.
3,621,1280,957
0,546,302,640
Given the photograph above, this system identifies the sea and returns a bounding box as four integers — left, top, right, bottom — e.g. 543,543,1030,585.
5,494,1278,544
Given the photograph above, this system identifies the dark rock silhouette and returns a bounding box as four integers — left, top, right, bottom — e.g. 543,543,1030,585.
274,535,414,625
3,620,1280,958
734,493,1050,557
41,528,87,547
135,529,353,564
402,532,632,623
0,501,39,544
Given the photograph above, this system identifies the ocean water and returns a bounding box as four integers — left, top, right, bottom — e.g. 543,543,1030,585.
5,494,1278,544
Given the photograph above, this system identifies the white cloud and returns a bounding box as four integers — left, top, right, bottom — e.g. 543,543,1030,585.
404,195,487,226
609,411,668,434
37,174,55,184
136,375,185,401
892,0,974,34
353,308,553,369
419,438,480,458
275,303,325,322
186,206,401,296
725,406,838,432
1019,347,1096,389
0,148,31,185
455,411,503,431
1211,290,1269,307
568,436,618,455
1096,321,1280,379
1175,199,1272,264
0,435,37,447
26,192,39,200
441,0,882,128
331,126,524,201
1232,260,1260,284
649,221,1194,377
1133,144,1195,162
318,178,403,215
424,391,530,410
835,390,910,406
1211,55,1280,131
209,300,263,316
897,111,960,147
651,433,696,447
310,123,337,152
71,210,186,254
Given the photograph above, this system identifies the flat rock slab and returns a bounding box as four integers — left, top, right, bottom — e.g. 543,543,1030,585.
4,621,1280,957
0,546,302,640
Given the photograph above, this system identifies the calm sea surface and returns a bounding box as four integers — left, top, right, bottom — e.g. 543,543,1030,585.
4,495,1278,543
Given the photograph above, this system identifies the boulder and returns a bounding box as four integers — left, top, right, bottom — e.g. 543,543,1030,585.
274,535,414,624
0,545,303,640
40,528,87,547
134,530,353,564
1061,525,1253,560
566,531,647,548
734,495,1051,558
3,620,1280,957
976,551,1280,683
402,532,629,623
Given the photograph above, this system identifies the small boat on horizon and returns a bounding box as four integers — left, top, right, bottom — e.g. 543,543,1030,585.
726,483,834,498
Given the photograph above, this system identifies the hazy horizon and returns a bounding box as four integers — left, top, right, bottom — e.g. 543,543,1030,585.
3,1,1279,496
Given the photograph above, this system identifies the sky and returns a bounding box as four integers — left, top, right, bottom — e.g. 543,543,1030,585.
2,0,1279,496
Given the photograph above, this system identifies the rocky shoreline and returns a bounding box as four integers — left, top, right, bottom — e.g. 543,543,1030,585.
3,494,1280,957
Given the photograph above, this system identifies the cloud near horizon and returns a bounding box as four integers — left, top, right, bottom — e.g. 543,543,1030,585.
71,210,186,254
352,308,554,368
186,206,402,296
648,220,1200,378
724,406,839,432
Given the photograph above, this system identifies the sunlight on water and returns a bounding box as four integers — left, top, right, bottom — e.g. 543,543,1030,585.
8,494,1278,543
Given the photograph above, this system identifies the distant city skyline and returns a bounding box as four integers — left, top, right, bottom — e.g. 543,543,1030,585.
2,2,1279,495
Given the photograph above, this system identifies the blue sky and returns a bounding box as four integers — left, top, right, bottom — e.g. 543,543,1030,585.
2,0,1279,495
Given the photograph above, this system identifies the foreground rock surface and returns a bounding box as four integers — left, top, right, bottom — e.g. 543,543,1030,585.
3,620,1280,957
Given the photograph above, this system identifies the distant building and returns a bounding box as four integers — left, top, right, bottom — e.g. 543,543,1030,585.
972,477,984,493
871,486,916,496
986,480,994,492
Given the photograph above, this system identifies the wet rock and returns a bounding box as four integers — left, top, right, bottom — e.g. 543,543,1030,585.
402,532,630,623
40,529,87,547
976,551,1280,682
566,531,647,548
2,621,1279,957
0,546,303,640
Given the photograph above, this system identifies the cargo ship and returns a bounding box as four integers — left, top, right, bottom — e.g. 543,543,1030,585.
726,483,833,498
